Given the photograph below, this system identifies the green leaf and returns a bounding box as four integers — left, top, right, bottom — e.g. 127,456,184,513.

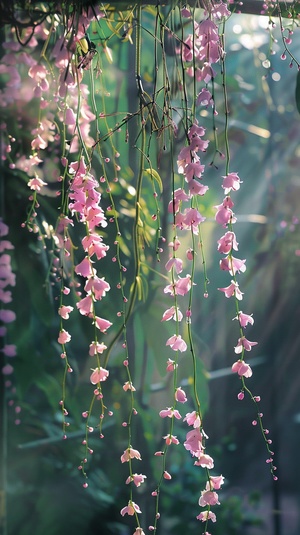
144,168,163,193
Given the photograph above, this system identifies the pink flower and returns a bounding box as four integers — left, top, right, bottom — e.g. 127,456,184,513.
232,359,253,378
187,179,208,196
76,295,93,316
175,387,187,403
89,341,107,356
126,473,147,487
65,107,76,126
133,529,145,535
218,280,243,300
217,231,238,254
184,161,205,181
183,410,201,428
163,470,172,480
81,234,109,260
222,172,242,194
90,367,109,384
164,275,193,297
234,311,254,327
75,257,94,278
211,1,231,18
85,276,110,300
120,501,142,516
175,274,193,296
159,407,182,419
166,334,187,352
196,88,214,107
94,316,112,332
58,305,74,319
163,434,180,445
168,188,190,213
57,329,71,344
166,358,178,372
215,198,236,227
165,257,183,274
199,489,220,506
27,176,47,191
2,364,14,375
180,208,206,232
162,306,183,322
123,381,136,391
184,428,203,454
209,475,225,489
220,255,246,275
0,287,13,299
121,447,142,463
234,336,257,354
0,309,15,323
196,510,216,523
1,344,16,357
194,454,214,469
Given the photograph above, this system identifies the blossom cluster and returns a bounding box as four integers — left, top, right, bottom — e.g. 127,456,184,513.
215,173,257,381
0,220,19,421
181,3,231,109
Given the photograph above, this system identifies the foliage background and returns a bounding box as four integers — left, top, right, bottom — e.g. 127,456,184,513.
1,8,300,535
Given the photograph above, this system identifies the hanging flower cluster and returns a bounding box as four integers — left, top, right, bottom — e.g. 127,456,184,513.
0,1,290,533
0,219,20,424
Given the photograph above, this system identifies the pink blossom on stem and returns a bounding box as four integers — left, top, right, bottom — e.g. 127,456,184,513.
184,161,205,181
166,334,187,352
232,359,253,378
76,295,93,316
123,381,136,392
163,434,180,445
90,367,109,384
81,234,109,260
168,188,190,213
162,306,183,322
84,276,110,300
94,316,112,332
199,489,220,506
58,329,71,344
166,358,178,372
215,197,236,227
234,311,254,327
196,88,214,107
220,255,246,275
165,257,183,274
58,305,74,319
159,407,182,419
120,501,142,516
210,475,225,489
121,447,142,462
222,172,242,194
184,428,203,454
196,510,217,523
27,176,47,192
175,386,187,403
133,529,145,535
126,473,147,487
234,336,257,354
217,231,238,254
89,341,107,356
194,454,214,469
75,257,94,278
218,280,243,300
1,344,17,357
183,410,201,428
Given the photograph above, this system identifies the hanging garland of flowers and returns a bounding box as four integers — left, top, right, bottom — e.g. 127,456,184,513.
1,0,298,533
